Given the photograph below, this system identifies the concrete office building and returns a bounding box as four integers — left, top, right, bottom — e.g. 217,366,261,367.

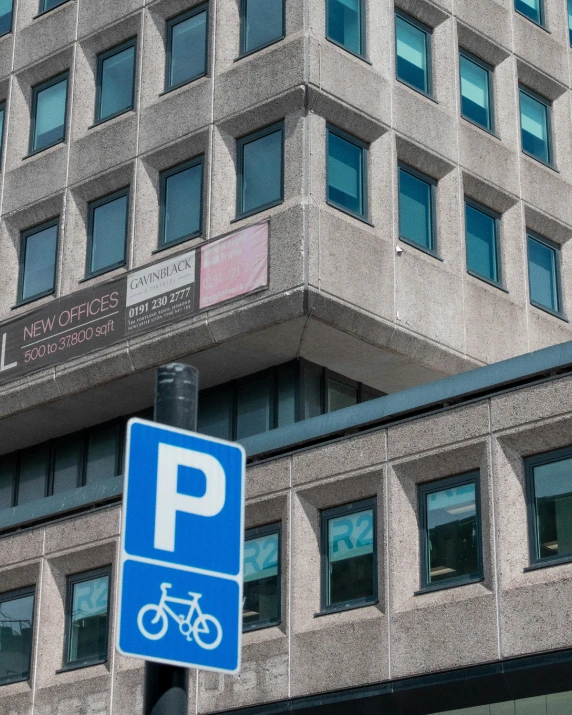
2,0,572,712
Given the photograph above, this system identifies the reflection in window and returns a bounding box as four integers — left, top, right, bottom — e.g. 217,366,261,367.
87,190,129,277
66,570,110,666
31,73,68,153
19,220,59,303
241,0,284,55
395,12,431,95
326,0,364,57
465,201,500,284
399,165,435,252
460,52,493,132
243,526,280,630
515,0,543,26
519,87,551,165
96,40,136,123
237,123,283,218
527,233,561,315
0,589,35,685
167,5,208,90
0,0,12,36
160,159,203,247
420,474,482,589
327,127,367,219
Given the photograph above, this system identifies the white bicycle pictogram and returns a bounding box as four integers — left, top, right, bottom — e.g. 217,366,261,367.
137,582,223,650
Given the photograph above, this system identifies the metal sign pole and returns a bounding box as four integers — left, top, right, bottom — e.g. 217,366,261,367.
143,362,198,715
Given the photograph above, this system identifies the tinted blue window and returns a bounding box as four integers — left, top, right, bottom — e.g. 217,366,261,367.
569,0,572,45
327,129,365,217
0,103,5,162
21,222,58,302
0,0,12,36
327,0,363,56
528,235,560,314
89,193,128,275
465,203,499,283
162,161,203,246
0,591,35,684
460,54,492,131
168,7,208,89
515,0,542,24
239,125,283,216
97,43,136,122
242,0,283,55
520,89,550,165
395,13,430,94
399,167,434,251
40,0,68,12
32,74,68,153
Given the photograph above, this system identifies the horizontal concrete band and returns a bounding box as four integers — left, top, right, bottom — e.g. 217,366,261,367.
211,647,572,715
2,338,572,534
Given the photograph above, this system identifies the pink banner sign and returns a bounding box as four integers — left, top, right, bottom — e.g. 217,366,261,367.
199,222,269,310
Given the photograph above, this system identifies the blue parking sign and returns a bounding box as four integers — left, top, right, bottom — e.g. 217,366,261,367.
117,418,245,674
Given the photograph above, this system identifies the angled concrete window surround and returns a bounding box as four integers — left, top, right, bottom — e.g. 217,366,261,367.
240,0,284,57
326,0,366,59
236,122,284,219
165,4,208,92
398,163,437,256
515,0,544,27
86,188,129,278
465,199,502,287
159,156,204,249
17,218,59,305
0,587,35,686
29,72,69,155
95,39,137,125
326,125,368,221
459,50,494,134
527,232,563,318
0,0,12,37
395,10,432,97
519,86,553,167
243,523,281,632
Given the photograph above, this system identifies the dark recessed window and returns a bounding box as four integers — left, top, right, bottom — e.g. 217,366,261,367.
398,164,436,254
237,122,283,219
240,0,284,56
526,448,572,565
0,0,13,36
519,86,552,166
64,568,110,668
166,4,208,91
159,157,203,248
515,0,544,26
419,472,482,591
459,51,494,132
18,219,59,305
326,0,365,57
321,499,376,611
465,200,501,285
395,11,431,96
30,72,68,154
0,587,35,685
527,232,562,316
96,39,136,124
326,126,368,220
243,523,280,631
86,189,129,277
39,0,68,13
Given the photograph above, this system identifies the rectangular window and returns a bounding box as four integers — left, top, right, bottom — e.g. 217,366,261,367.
240,0,284,56
86,189,129,277
96,39,136,124
85,424,120,484
465,200,501,285
326,0,365,58
243,524,280,630
159,157,203,248
0,102,6,165
526,448,572,565
237,122,283,219
321,499,376,611
30,72,68,154
527,232,562,316
198,388,233,441
0,587,35,685
398,164,436,254
0,456,15,510
515,0,543,26
166,5,208,91
16,447,49,505
236,375,272,440
52,436,82,495
326,126,367,220
569,0,572,45
459,51,493,132
18,219,59,304
327,376,357,413
64,568,110,668
519,86,552,166
39,0,68,13
0,0,12,37
419,472,482,591
395,11,431,96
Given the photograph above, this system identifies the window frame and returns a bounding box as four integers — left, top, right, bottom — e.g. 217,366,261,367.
85,187,130,279
526,230,564,319
17,217,59,306
394,9,433,98
158,156,204,250
464,197,503,289
38,0,70,16
243,522,282,632
326,124,369,222
239,0,286,58
458,48,495,134
398,162,438,257
236,121,284,220
62,565,112,670
29,71,69,156
325,0,367,60
94,38,137,126
514,0,545,28
418,470,483,593
165,3,209,93
518,84,553,168
320,497,378,614
0,585,36,686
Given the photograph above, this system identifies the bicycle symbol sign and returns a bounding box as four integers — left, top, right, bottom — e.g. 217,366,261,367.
117,419,245,674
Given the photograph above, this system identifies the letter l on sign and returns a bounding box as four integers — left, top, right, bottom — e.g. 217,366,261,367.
154,444,226,552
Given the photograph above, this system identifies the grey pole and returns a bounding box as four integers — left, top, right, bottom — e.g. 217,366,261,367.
143,362,199,715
